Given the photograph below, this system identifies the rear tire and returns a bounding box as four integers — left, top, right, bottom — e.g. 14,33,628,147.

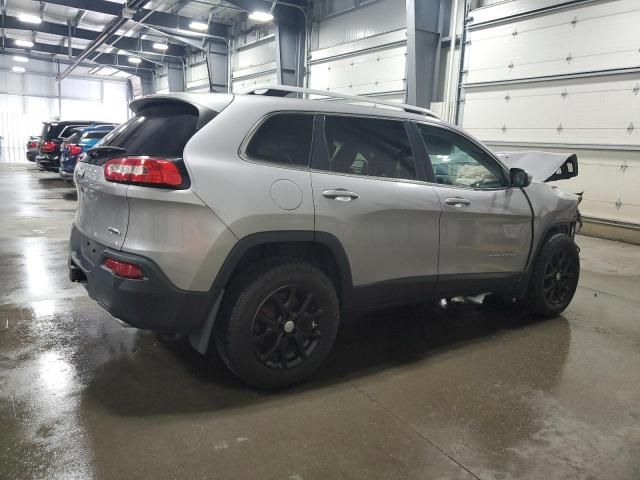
215,260,340,389
526,234,580,317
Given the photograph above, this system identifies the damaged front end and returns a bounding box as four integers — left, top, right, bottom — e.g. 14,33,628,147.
497,151,583,236
496,151,578,183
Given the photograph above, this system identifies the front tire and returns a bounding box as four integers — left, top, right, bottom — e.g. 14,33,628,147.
526,233,580,317
215,260,340,389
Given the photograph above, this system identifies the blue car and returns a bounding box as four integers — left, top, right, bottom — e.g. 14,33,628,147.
59,125,117,181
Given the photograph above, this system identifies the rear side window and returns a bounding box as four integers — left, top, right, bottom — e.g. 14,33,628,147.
245,113,314,167
82,131,110,140
100,103,199,157
322,116,416,180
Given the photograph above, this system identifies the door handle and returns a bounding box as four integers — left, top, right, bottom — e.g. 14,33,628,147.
322,189,359,201
444,197,471,207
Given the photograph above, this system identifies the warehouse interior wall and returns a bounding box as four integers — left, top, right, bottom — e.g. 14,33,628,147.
0,55,129,162
3,0,637,241
456,0,640,241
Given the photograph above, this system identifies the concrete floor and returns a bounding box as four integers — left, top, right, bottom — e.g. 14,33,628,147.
1,162,639,480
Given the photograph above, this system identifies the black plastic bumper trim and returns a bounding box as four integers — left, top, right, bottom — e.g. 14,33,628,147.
69,225,214,334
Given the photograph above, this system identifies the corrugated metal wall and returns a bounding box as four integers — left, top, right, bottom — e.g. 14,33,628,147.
0,55,129,163
231,26,277,93
312,0,406,49
186,52,210,92
309,0,407,102
460,0,640,227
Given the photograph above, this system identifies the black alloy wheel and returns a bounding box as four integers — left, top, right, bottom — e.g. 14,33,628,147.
542,250,578,306
526,233,580,317
251,285,323,369
215,260,340,389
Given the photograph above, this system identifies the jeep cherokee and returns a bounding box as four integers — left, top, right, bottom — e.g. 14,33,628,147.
69,87,581,389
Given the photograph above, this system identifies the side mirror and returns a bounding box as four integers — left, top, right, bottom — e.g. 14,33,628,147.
510,168,532,188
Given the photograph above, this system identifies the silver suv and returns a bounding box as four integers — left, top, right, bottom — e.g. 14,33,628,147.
69,86,581,388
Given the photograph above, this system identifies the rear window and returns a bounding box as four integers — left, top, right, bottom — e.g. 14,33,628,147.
100,104,199,157
41,123,64,140
41,122,92,140
65,132,82,144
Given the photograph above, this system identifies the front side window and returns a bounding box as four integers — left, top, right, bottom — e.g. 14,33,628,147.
245,113,314,167
323,116,416,181
417,124,506,189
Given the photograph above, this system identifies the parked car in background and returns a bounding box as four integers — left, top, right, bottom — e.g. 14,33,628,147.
69,87,582,389
36,120,113,172
59,125,117,182
26,136,40,162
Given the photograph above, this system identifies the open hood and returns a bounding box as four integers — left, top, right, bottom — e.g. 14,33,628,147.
496,151,578,182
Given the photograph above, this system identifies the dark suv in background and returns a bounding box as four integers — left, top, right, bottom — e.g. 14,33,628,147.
36,120,112,172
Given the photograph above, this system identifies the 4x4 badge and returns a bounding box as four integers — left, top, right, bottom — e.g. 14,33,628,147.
107,226,121,236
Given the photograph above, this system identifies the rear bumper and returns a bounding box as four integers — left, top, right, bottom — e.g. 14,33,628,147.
68,225,215,334
36,153,61,171
59,167,74,182
26,151,37,162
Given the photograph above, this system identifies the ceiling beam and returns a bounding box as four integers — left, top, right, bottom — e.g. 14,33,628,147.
0,49,155,84
3,40,156,70
223,0,306,14
3,15,187,56
38,0,230,37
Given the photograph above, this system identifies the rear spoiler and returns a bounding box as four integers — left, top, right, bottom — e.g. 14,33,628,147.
496,151,578,182
129,93,233,130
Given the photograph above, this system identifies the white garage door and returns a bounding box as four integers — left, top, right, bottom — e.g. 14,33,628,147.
460,0,640,226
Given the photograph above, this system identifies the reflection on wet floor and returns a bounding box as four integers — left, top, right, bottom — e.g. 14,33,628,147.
1,163,639,480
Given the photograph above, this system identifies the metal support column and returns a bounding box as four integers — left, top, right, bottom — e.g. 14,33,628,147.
405,0,444,108
139,72,155,96
206,42,228,92
167,64,185,92
275,8,305,87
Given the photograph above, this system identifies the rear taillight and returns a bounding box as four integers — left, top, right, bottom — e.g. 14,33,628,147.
41,140,57,153
28,141,37,149
68,144,83,156
103,258,144,279
104,156,183,187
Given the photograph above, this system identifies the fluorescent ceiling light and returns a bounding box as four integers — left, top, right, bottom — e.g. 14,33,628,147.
13,56,29,63
248,11,274,22
118,49,132,55
128,57,142,64
152,42,168,51
12,66,26,73
189,21,208,31
15,39,35,48
18,14,42,24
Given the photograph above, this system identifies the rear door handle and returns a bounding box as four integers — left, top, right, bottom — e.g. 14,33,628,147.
322,189,359,202
444,197,471,207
